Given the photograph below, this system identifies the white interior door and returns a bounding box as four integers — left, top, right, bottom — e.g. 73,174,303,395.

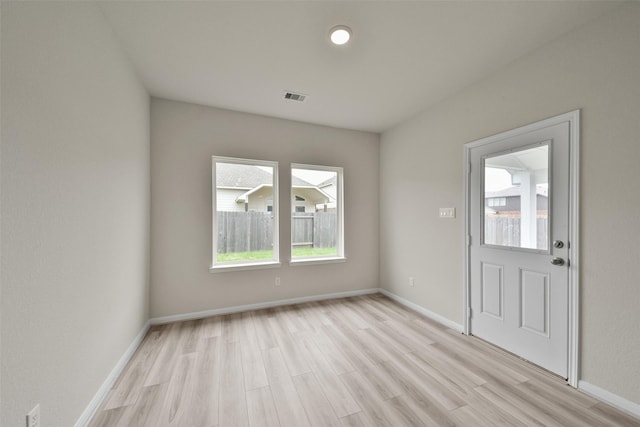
468,120,571,378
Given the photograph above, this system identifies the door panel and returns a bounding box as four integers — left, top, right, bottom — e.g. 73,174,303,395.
520,269,549,337
469,121,570,378
481,263,504,320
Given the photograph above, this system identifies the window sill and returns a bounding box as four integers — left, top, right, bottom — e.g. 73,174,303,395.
289,257,346,266
209,261,281,273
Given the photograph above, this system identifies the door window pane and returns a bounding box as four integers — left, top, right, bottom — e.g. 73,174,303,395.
483,144,549,250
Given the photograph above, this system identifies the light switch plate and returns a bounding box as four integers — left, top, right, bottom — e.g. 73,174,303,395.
439,207,456,218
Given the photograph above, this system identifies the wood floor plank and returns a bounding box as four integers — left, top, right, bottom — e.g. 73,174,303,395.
473,383,549,426
480,380,569,427
251,310,278,350
292,372,342,427
384,394,443,427
268,314,312,376
89,406,129,427
303,301,335,326
357,362,404,401
402,351,474,402
143,322,185,386
378,359,459,424
589,402,640,427
451,403,515,427
517,372,596,409
322,322,377,370
181,319,205,353
246,386,280,427
191,336,222,426
339,412,369,427
339,370,399,427
262,347,311,427
222,313,242,343
219,341,248,427
157,353,199,426
102,329,163,410
88,294,640,427
201,313,222,338
514,380,615,427
120,383,169,427
360,321,413,355
382,355,465,411
238,311,269,391
309,327,356,375
333,300,373,330
278,304,315,335
408,345,487,389
343,298,388,325
300,338,361,418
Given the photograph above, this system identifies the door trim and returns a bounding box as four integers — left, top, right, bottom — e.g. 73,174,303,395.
463,110,580,387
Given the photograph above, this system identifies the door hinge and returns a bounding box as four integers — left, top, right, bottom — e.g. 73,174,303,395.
467,307,472,318
467,162,472,174
467,235,472,245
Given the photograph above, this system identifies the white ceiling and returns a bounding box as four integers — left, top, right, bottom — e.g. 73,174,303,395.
99,1,621,133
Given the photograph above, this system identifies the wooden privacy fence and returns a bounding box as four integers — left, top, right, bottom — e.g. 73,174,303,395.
217,211,336,253
484,217,548,249
291,212,336,249
217,211,274,253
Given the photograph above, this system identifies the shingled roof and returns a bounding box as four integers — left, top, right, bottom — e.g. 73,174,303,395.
216,163,315,188
486,184,548,198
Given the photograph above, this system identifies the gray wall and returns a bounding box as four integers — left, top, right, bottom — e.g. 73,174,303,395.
150,98,379,317
380,3,640,405
1,3,150,426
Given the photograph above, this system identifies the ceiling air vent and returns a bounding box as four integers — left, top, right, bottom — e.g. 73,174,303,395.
283,91,307,102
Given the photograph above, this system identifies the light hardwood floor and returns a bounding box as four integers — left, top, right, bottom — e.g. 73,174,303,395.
89,294,639,426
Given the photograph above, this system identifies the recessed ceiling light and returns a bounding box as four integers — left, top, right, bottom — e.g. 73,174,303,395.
329,25,351,45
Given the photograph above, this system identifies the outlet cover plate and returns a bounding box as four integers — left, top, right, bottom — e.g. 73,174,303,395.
439,207,456,218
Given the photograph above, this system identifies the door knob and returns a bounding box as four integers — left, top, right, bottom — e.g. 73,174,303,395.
550,257,565,266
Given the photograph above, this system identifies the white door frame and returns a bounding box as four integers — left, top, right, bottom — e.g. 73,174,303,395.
463,110,580,387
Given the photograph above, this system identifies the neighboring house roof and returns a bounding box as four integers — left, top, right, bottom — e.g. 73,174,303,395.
218,163,332,204
486,185,548,198
236,184,333,204
216,162,316,188
216,163,272,189
291,186,334,204
292,175,314,187
318,175,337,188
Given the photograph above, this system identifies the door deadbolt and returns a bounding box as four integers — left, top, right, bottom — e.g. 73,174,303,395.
553,240,564,249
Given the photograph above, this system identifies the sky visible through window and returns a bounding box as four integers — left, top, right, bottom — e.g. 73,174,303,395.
485,167,512,191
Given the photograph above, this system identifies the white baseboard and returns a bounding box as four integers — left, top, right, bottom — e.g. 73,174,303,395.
149,288,381,325
378,288,464,333
578,381,640,420
75,320,151,427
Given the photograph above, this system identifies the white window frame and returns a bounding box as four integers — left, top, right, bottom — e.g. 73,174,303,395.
290,163,345,265
210,156,280,272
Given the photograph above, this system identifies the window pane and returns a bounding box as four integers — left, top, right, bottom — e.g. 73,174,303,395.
291,166,342,259
483,144,549,250
214,159,277,265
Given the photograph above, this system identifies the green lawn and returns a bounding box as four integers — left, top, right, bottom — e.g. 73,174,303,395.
292,247,337,257
217,247,336,262
217,250,273,262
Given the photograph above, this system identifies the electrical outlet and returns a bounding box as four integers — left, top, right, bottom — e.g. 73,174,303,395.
275,277,281,286
27,404,40,427
409,277,415,287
